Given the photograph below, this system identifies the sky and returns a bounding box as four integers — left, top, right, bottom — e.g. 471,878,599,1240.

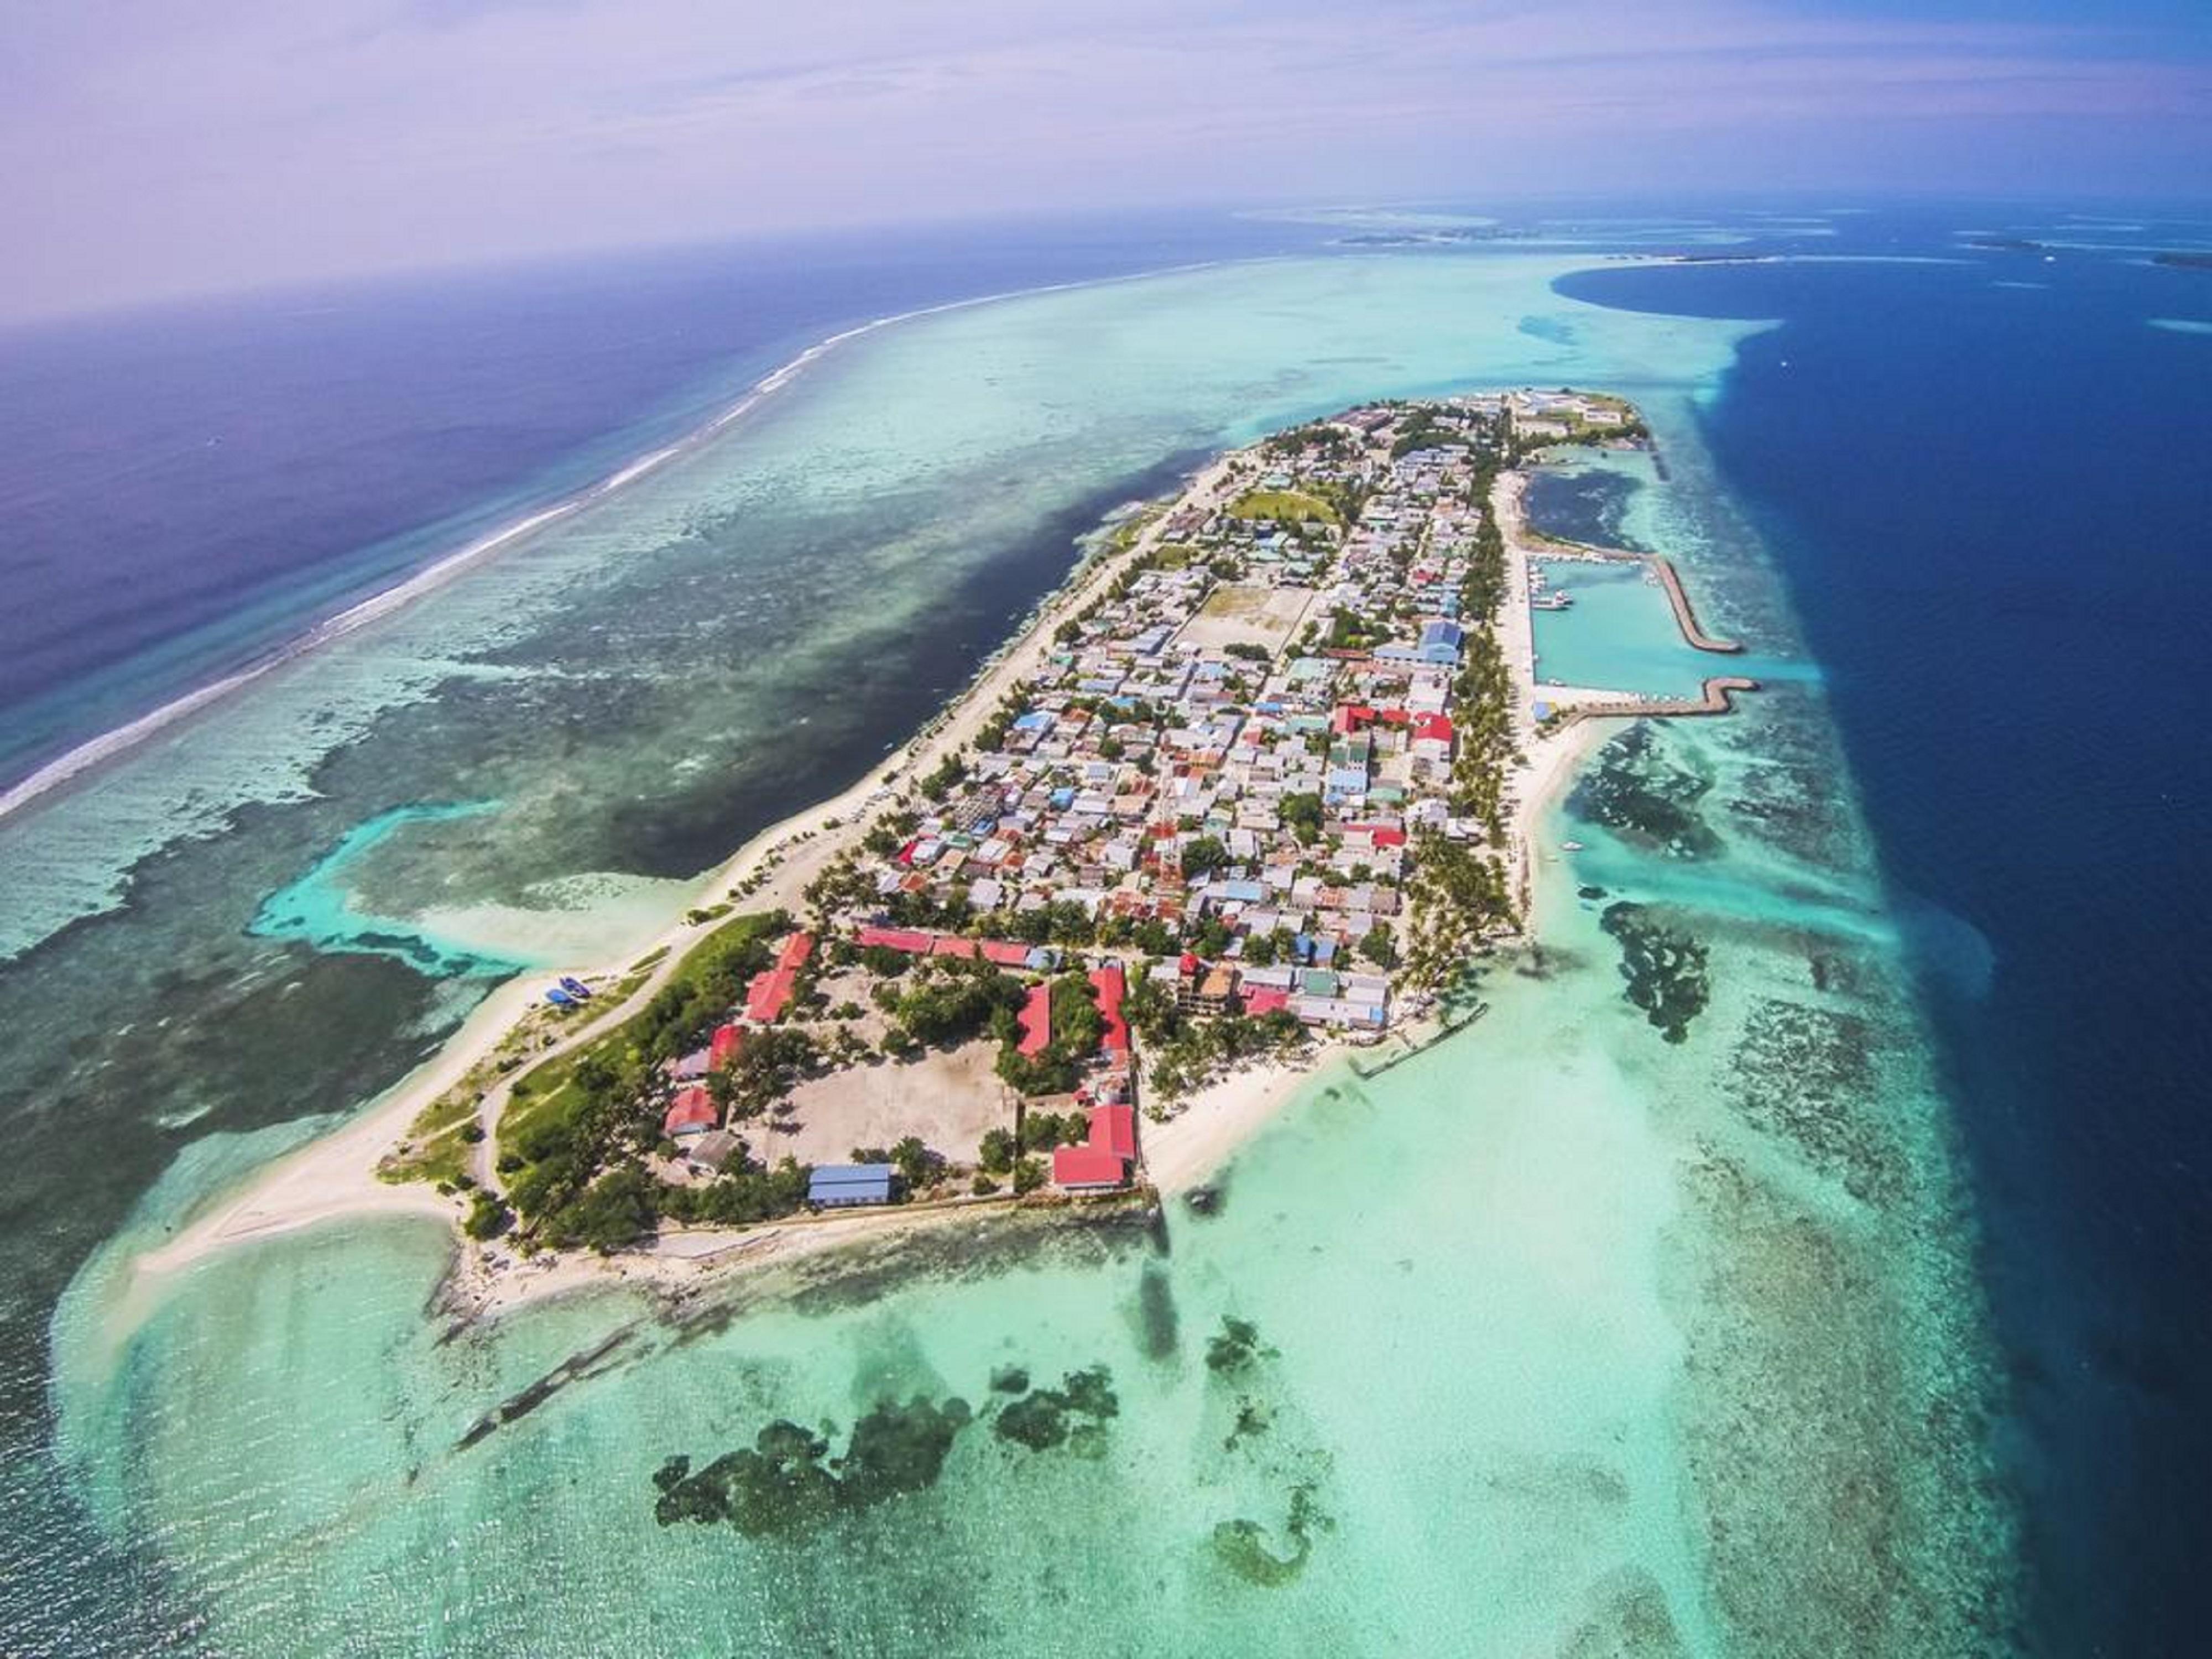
2,0,2208,321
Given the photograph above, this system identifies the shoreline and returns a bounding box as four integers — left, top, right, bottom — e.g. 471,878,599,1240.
127,447,1247,1307
123,418,1699,1326
0,257,1260,831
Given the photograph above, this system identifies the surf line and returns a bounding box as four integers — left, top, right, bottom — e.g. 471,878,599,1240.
0,256,1256,828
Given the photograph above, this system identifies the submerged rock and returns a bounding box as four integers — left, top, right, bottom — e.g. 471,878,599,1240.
1204,1316,1276,1378
1601,901,1711,1043
991,1365,1120,1452
1571,723,1721,858
1136,1263,1181,1361
654,1395,973,1537
1211,1484,1328,1587
1725,995,1901,1206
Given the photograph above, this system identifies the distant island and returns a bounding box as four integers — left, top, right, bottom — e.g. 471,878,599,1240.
135,390,1755,1317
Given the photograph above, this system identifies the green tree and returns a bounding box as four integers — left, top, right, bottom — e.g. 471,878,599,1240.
1181,836,1232,880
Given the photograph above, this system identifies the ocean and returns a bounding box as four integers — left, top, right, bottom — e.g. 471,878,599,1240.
4,201,2209,1655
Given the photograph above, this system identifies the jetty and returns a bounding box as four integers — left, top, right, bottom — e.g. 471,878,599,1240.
1543,675,1761,729
1648,556,1741,654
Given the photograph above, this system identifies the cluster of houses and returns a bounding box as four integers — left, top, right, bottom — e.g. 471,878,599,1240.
656,930,815,1171
837,397,1546,1057
638,393,1632,1209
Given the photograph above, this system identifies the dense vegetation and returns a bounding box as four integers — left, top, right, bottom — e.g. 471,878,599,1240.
1400,435,1520,985
493,910,824,1251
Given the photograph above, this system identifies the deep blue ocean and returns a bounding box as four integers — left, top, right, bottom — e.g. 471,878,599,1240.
1,201,2207,1653
1561,213,2212,1655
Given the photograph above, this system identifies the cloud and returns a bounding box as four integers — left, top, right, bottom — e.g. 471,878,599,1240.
0,0,2204,318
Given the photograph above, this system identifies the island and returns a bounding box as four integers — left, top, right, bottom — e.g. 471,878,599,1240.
135,390,1756,1316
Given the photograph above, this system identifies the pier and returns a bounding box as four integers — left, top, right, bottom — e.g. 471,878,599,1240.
1647,556,1742,654
1544,675,1761,729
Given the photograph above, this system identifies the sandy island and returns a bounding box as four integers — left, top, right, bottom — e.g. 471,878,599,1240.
127,414,1719,1325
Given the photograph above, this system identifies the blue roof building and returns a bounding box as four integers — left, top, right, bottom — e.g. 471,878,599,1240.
1418,620,1465,664
808,1164,896,1208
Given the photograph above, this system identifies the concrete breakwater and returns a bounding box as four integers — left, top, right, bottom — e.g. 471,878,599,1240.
1647,557,1742,654
1548,675,1761,728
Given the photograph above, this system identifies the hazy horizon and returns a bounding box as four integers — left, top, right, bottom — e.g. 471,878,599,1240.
4,0,2208,324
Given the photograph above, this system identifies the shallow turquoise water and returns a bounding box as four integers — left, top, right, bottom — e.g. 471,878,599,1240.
46,254,2012,1655
1531,559,1708,696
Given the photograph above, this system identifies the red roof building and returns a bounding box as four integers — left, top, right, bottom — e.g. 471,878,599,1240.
1089,964,1128,1052
745,967,799,1024
1017,983,1052,1057
1088,1103,1136,1160
855,925,935,954
980,940,1034,967
929,936,979,959
1412,712,1456,748
776,931,815,972
1052,1144,1129,1191
663,1087,717,1139
1331,704,1376,735
1241,985,1292,1016
709,1023,744,1069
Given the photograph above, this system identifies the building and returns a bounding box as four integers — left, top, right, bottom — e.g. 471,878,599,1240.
1017,982,1052,1057
808,1164,896,1208
1410,712,1456,766
744,967,799,1024
662,1087,717,1140
1089,963,1129,1052
687,1129,743,1171
664,1047,712,1083
1051,1144,1129,1192
1088,1103,1136,1161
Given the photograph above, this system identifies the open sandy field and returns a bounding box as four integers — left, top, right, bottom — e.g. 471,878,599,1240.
1173,581,1316,654
773,1036,1013,1168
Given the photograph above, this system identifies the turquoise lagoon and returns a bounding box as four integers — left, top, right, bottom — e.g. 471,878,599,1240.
46,253,2013,1655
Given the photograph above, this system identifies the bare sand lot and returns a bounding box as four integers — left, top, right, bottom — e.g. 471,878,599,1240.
1173,581,1317,654
773,1037,1012,1167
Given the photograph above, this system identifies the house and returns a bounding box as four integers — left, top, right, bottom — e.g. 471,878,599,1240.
662,1087,717,1140
1089,963,1129,1052
1417,620,1465,664
1052,1144,1129,1191
688,1129,743,1171
857,925,935,953
1018,982,1052,1057
808,1164,896,1208
709,1024,744,1070
1088,1103,1136,1161
744,967,799,1024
